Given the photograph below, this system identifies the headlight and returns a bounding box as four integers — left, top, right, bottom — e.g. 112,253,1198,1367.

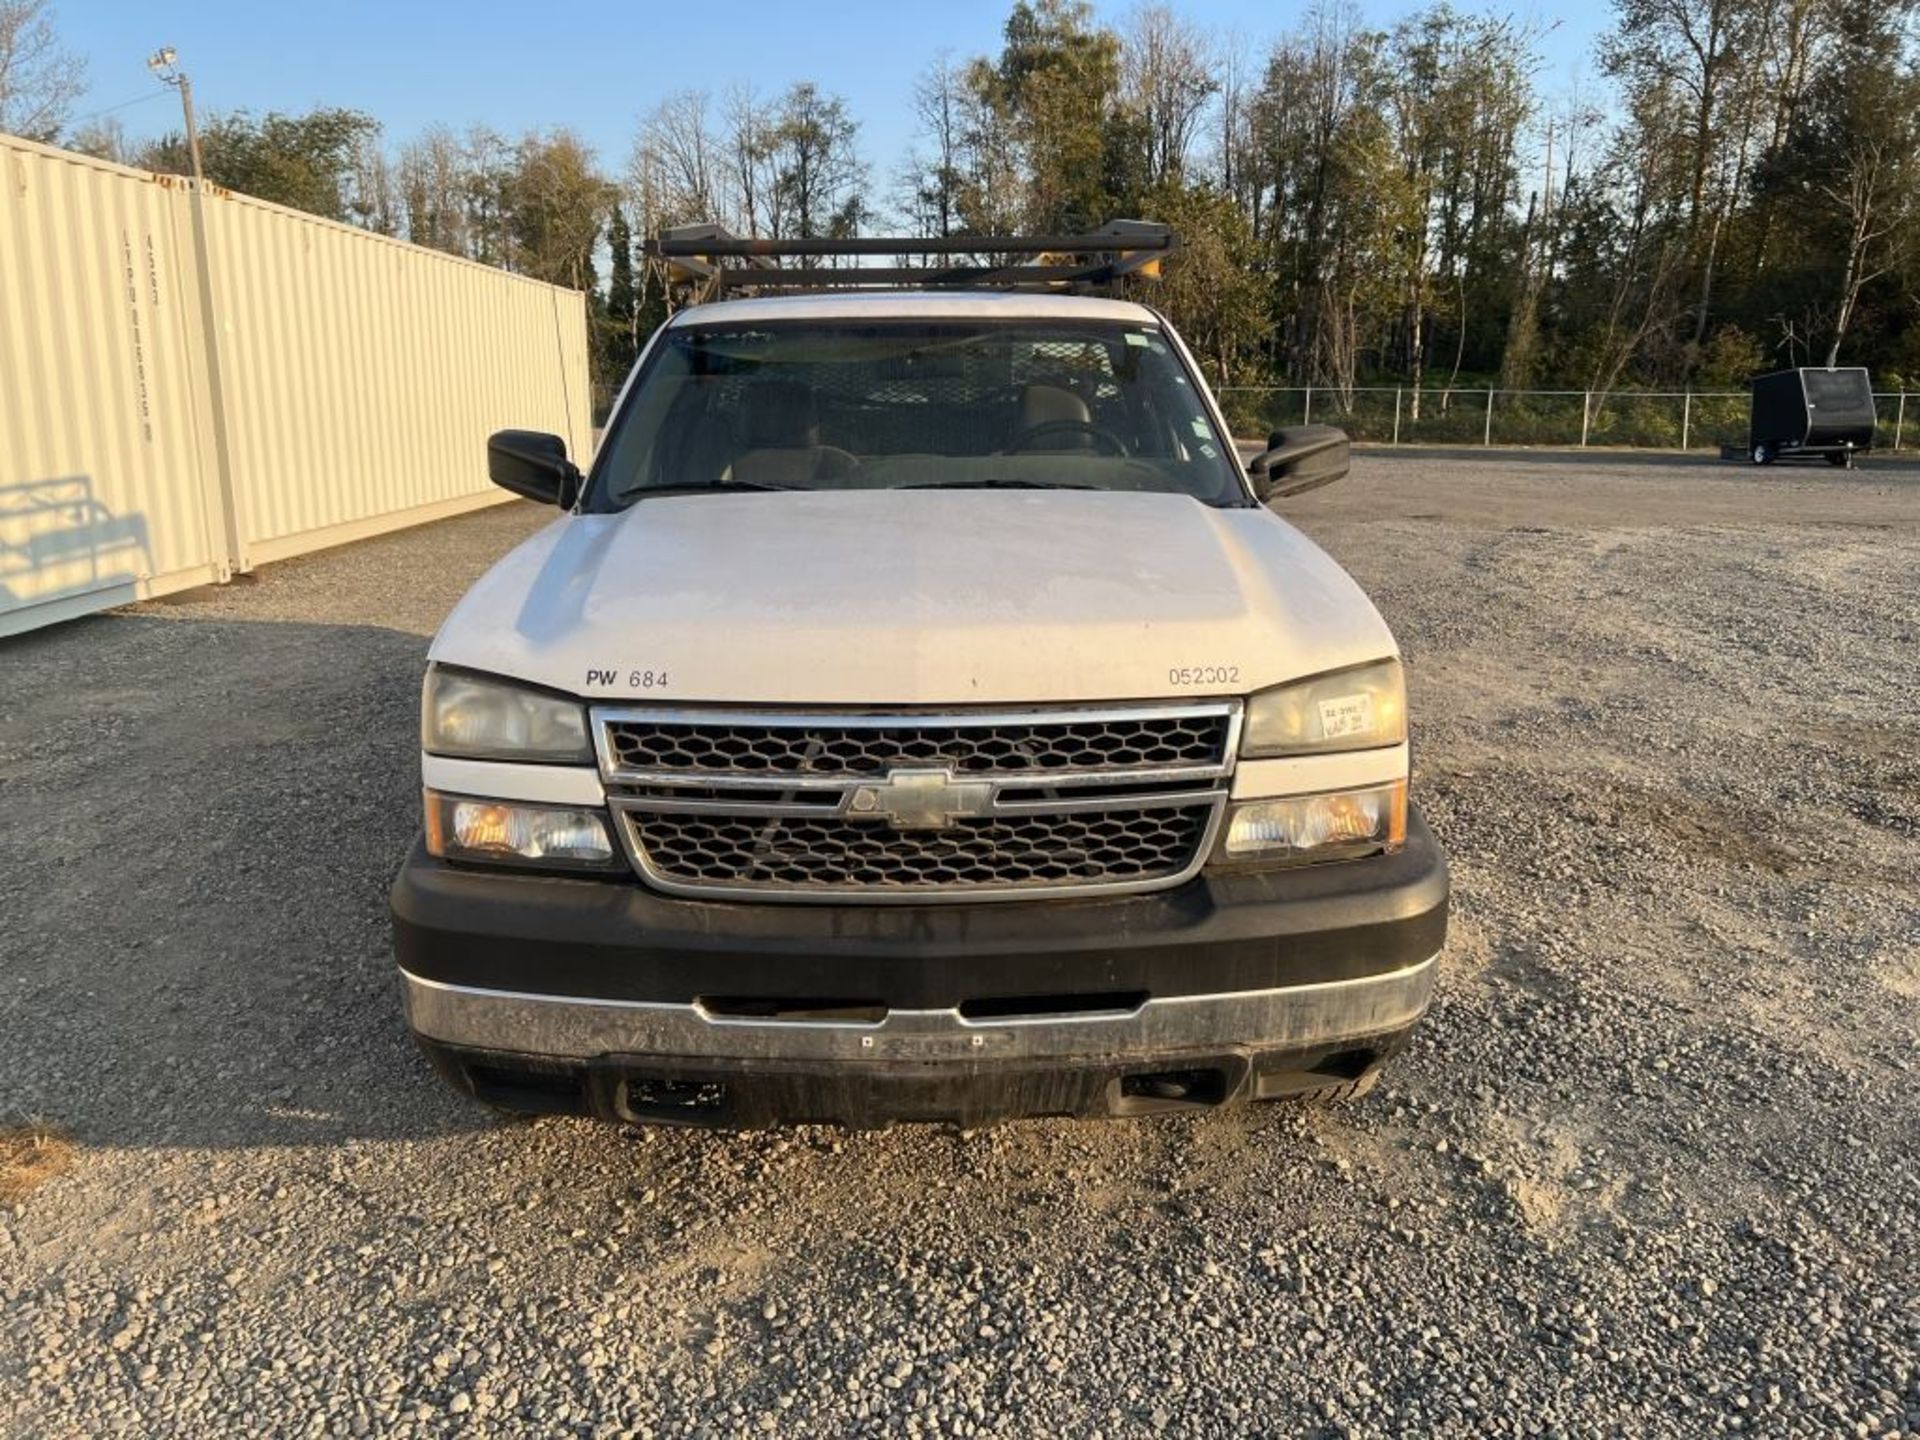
424,791,617,869
1217,782,1406,865
422,667,591,763
1241,659,1405,757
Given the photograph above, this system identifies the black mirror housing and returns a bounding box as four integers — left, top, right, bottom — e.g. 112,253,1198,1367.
489,430,581,507
1247,424,1350,502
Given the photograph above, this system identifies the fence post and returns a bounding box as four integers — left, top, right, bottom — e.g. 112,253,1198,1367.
1483,387,1494,447
1681,390,1692,452
1393,386,1403,446
1580,391,1591,448
1303,385,1313,425
1897,392,1907,452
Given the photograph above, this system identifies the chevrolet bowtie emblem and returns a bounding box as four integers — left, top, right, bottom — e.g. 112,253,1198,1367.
847,767,995,830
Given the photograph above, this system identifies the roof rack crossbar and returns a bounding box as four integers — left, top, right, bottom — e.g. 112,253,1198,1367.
643,221,1176,301
702,263,1126,288
649,223,1174,260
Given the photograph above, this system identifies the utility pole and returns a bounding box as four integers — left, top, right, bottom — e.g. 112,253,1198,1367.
146,47,203,183
147,44,244,579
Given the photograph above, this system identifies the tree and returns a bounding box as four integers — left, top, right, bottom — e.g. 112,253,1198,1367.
348,130,398,235
1754,3,1920,365
501,129,609,291
769,83,866,238
65,115,132,164
632,90,722,228
1246,6,1389,387
1212,31,1257,207
1549,110,1691,402
951,57,1024,234
603,200,640,378
995,0,1126,231
1817,119,1916,367
901,54,965,237
1120,4,1216,188
1601,0,1771,367
1138,180,1271,385
396,125,471,254
1380,11,1536,402
141,108,382,221
0,0,82,141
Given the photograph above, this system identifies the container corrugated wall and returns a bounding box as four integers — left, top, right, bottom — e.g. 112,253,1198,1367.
201,186,590,566
0,141,225,631
0,133,590,637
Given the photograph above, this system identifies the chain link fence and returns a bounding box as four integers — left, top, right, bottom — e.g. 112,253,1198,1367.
1216,386,1916,453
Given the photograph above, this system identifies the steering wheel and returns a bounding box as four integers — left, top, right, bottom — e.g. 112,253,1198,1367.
1005,419,1130,456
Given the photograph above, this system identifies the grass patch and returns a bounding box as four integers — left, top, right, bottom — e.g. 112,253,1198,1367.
0,1124,75,1204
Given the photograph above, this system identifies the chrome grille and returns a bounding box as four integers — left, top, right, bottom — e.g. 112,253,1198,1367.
594,703,1239,903
602,711,1231,779
625,804,1214,894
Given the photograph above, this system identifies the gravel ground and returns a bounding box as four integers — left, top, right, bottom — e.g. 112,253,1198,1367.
2,451,1916,1438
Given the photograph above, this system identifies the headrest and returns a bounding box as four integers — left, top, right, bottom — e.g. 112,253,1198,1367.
1018,383,1091,436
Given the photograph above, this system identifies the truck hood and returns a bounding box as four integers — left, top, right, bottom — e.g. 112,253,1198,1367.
431,490,1396,705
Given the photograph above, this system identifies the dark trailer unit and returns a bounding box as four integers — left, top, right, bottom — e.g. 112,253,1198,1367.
1747,367,1875,467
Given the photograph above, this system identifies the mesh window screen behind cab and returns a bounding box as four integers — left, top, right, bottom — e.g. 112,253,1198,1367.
708,336,1127,458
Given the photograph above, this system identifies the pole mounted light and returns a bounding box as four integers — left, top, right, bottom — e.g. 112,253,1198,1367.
147,43,240,574
146,45,204,185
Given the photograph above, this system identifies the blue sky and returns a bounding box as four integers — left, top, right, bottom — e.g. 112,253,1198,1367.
59,0,1611,176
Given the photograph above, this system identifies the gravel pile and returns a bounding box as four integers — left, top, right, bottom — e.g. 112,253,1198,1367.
2,455,1915,1437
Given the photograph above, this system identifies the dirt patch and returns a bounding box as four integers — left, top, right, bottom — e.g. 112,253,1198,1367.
1601,784,1805,875
0,1125,75,1204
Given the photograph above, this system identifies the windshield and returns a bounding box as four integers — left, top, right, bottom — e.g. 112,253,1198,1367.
588,319,1246,509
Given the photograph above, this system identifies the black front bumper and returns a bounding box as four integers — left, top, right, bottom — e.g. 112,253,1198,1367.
394,809,1447,1007
392,808,1448,1127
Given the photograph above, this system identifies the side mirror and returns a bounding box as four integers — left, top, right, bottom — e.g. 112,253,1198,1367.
1247,424,1350,503
488,430,582,507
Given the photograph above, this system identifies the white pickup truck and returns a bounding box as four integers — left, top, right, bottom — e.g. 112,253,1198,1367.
391,226,1448,1128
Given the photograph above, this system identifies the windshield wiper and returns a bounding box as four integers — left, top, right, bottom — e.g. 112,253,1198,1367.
895,478,1097,491
633,480,805,498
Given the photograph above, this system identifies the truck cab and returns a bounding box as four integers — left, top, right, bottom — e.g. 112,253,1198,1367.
391,225,1447,1128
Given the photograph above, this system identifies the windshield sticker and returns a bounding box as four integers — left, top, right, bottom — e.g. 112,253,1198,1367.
1125,332,1150,347
1318,693,1375,740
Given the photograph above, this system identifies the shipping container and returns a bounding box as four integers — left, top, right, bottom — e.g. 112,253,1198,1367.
0,134,590,637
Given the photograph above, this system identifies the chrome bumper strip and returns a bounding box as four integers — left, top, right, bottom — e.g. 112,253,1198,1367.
400,956,1437,1064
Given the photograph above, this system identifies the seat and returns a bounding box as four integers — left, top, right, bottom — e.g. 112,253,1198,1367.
1012,383,1097,451
729,380,859,486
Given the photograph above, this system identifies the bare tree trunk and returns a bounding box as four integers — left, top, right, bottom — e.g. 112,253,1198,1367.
1689,80,1760,358
1826,250,1859,368
1689,207,1725,352
1436,270,1468,420
1408,266,1426,414
1822,141,1900,367
1752,2,1822,277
